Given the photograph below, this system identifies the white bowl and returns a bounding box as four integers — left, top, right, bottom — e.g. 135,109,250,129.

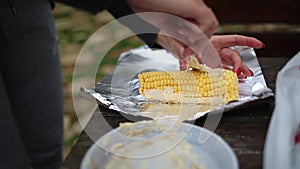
81,121,238,169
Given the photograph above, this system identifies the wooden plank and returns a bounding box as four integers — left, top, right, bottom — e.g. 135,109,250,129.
258,57,290,91
62,107,128,169
205,0,300,23
194,101,274,169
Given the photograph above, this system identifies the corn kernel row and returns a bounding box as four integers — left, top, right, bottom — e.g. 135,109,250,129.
138,69,239,103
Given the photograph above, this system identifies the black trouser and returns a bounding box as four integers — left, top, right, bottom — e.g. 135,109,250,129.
0,0,63,168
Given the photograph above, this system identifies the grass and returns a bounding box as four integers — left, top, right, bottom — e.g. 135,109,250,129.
53,3,144,158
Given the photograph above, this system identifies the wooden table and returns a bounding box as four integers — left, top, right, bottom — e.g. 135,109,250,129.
62,57,290,169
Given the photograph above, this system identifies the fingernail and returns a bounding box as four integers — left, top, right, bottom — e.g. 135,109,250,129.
236,68,241,76
249,69,254,76
295,130,300,144
180,65,186,70
180,61,187,70
262,43,266,48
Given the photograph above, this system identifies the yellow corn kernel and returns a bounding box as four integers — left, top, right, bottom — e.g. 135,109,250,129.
138,69,239,103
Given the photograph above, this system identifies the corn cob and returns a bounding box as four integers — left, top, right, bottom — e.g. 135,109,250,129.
138,68,239,103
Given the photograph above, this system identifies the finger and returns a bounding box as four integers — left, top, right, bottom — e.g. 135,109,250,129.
180,46,204,70
181,54,192,69
183,46,195,60
219,48,243,73
241,62,253,77
238,74,248,79
156,34,186,58
183,46,205,65
222,60,253,78
211,35,265,49
221,53,253,77
156,34,194,70
222,64,233,71
179,59,187,70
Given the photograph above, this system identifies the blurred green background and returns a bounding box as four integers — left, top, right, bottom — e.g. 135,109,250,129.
53,3,145,157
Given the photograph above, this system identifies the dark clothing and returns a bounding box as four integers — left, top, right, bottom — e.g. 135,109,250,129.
0,0,159,168
0,0,63,168
56,0,160,47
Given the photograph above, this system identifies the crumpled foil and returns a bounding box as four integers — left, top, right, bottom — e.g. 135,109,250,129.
81,46,273,121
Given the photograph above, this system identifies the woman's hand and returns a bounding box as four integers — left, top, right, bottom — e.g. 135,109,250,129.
127,0,218,38
210,35,265,77
157,34,265,76
127,0,219,69
127,0,265,78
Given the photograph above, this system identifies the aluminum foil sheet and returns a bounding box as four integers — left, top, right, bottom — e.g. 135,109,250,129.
82,45,273,121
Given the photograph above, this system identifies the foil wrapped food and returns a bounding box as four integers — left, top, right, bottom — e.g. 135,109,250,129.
81,46,273,121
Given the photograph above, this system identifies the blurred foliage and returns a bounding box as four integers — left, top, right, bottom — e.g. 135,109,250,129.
97,37,144,81
53,3,143,158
